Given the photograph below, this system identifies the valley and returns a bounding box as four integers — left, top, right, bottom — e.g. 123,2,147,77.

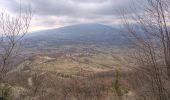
6,44,134,100
1,0,170,99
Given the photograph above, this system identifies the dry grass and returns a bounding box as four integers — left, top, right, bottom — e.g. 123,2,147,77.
24,53,124,76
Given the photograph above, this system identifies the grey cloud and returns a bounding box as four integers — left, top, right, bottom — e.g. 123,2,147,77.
0,0,143,31
0,0,133,17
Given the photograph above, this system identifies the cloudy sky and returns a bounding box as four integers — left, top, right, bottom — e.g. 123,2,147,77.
0,0,133,32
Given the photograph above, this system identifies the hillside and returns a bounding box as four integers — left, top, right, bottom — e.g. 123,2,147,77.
25,24,125,48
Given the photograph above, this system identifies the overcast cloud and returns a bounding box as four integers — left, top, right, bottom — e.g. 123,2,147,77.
0,0,135,32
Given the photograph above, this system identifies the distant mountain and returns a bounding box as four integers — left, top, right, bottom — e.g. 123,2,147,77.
25,23,126,48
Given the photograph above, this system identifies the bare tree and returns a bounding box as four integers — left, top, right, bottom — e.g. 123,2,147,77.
121,0,170,100
0,7,32,83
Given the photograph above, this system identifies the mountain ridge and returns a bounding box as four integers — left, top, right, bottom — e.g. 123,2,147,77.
25,23,125,48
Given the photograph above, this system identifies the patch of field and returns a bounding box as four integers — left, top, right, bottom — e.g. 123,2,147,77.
23,52,127,76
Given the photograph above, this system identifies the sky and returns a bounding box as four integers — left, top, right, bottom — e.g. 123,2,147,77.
0,0,134,32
